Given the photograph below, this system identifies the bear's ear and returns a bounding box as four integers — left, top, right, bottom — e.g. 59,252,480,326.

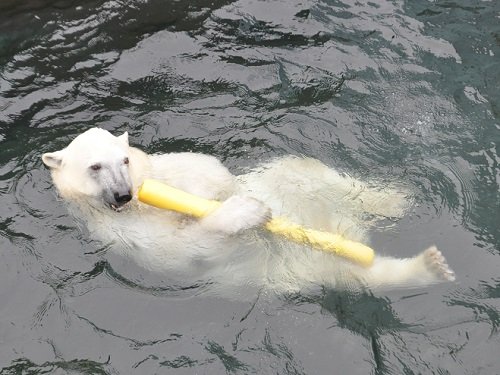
118,131,129,146
42,150,65,169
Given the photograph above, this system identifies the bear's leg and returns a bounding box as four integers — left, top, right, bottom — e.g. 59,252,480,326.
362,246,455,288
353,187,410,218
245,156,409,219
296,158,409,218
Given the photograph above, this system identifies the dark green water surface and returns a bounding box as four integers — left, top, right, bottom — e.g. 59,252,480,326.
0,0,499,374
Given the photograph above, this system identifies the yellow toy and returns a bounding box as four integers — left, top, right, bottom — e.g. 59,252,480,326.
138,179,375,267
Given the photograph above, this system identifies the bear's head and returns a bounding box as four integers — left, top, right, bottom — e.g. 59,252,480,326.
42,128,133,211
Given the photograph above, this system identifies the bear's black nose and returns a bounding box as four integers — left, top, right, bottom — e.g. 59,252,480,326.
114,192,132,203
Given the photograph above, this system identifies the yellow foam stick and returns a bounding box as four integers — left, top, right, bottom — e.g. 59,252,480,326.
138,179,375,267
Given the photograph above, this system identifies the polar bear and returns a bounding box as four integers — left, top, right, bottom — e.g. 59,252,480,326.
41,128,455,294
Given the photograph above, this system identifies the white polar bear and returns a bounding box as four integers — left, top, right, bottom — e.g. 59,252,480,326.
42,128,455,294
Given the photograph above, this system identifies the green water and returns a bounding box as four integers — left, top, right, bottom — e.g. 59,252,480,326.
0,0,499,374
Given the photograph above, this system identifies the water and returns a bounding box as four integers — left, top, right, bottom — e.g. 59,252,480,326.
0,0,499,373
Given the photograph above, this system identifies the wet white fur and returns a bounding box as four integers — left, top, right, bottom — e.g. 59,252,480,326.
42,128,455,294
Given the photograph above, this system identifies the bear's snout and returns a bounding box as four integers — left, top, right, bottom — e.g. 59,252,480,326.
113,191,132,204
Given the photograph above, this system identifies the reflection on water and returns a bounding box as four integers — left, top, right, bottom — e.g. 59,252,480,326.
0,0,499,373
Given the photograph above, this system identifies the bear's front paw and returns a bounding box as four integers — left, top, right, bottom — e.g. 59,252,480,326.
201,195,271,234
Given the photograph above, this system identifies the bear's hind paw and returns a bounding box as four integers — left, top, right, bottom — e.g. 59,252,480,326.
422,246,456,282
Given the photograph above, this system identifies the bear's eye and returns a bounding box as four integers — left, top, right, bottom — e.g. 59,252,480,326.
123,157,129,165
90,163,101,171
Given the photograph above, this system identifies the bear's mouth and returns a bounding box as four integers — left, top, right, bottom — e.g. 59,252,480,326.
106,189,133,212
110,203,128,212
